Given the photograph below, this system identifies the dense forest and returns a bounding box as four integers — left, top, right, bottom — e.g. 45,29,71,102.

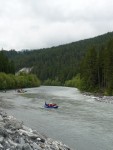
2,31,113,94
0,51,15,74
0,52,40,90
65,39,113,95
3,32,113,85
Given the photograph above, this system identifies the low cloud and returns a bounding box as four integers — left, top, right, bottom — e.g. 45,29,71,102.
0,0,113,50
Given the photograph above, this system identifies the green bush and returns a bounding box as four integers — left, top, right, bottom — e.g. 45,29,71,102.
0,72,41,90
65,74,82,88
43,78,61,86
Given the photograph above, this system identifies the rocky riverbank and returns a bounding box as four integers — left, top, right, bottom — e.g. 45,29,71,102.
83,92,113,104
93,96,113,104
0,109,71,150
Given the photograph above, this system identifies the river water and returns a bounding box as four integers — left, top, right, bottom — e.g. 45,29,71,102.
0,86,113,150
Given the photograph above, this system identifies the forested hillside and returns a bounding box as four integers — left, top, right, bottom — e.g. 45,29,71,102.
2,31,113,85
65,38,113,95
0,51,15,74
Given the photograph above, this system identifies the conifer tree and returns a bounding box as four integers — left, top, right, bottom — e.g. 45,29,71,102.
80,47,98,90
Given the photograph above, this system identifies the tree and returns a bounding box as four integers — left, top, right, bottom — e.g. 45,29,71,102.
80,47,98,90
103,39,113,94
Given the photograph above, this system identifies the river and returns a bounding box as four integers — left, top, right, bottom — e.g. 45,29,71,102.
0,86,113,150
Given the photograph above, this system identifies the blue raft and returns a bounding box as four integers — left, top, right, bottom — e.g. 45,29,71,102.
44,102,58,109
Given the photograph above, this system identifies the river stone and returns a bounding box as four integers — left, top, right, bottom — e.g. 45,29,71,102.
63,145,70,150
22,143,32,150
0,122,5,128
39,143,45,149
37,137,41,141
13,137,20,143
31,142,42,149
22,125,32,132
0,127,8,138
33,130,47,139
16,144,23,150
6,129,16,134
2,140,11,149
50,145,58,150
40,138,45,143
18,137,25,145
5,119,23,129
0,143,3,148
0,136,4,143
19,129,38,139
0,115,3,122
8,138,18,147
1,111,7,118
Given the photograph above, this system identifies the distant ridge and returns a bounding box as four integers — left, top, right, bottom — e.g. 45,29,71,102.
39,31,113,50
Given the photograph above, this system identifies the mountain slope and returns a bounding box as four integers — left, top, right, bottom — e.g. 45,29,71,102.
3,31,113,83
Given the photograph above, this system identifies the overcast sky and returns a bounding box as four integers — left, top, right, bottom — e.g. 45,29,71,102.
0,0,113,51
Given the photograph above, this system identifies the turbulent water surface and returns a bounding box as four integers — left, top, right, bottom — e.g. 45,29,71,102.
0,86,113,150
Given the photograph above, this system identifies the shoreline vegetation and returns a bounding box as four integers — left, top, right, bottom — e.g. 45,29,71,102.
1,70,112,105
0,72,41,91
